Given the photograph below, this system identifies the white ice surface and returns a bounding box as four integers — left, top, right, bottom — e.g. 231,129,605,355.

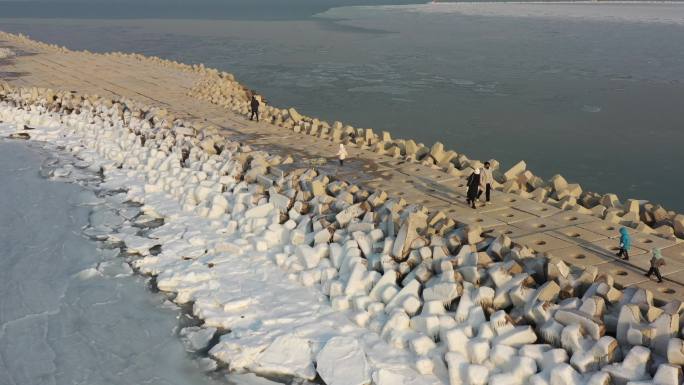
370,2,684,25
0,139,227,385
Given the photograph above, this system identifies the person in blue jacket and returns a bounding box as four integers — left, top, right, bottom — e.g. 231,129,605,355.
616,227,631,261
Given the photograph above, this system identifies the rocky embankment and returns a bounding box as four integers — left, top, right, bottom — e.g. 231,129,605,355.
188,60,684,244
1,81,683,385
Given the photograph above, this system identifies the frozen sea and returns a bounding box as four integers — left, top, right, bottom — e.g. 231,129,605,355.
0,139,257,385
2,2,684,211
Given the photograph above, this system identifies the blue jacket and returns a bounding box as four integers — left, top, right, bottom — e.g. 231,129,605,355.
619,227,631,250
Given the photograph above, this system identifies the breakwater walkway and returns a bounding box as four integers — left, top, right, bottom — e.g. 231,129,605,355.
1,34,682,303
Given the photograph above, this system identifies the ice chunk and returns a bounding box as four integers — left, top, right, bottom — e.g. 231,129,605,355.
180,326,217,352
316,336,371,385
251,335,316,380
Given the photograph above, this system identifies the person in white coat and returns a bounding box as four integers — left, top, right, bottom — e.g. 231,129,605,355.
337,143,348,166
478,161,494,204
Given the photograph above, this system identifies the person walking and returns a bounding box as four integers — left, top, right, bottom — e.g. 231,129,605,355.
616,227,631,261
478,161,494,204
645,248,666,283
250,95,260,122
337,143,348,166
466,168,481,209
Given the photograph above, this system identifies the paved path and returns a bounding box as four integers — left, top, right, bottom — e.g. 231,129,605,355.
2,36,682,302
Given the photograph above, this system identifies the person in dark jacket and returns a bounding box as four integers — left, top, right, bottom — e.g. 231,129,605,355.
466,169,481,209
616,227,631,261
250,95,260,122
645,248,666,283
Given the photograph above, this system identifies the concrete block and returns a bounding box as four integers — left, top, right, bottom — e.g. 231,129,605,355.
466,364,490,385
601,345,651,385
672,215,684,239
422,275,461,305
600,193,622,209
549,363,582,385
492,326,537,348
467,338,490,364
504,160,527,181
550,174,569,192
414,356,434,375
335,203,368,227
445,326,473,355
404,140,419,156
332,295,351,311
667,338,684,365
486,234,511,260
402,295,422,316
409,335,436,356
652,364,683,385
554,309,605,340
391,212,427,259
445,352,469,385
385,279,421,311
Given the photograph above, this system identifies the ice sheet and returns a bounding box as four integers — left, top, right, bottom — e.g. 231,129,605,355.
376,2,684,25
0,140,229,385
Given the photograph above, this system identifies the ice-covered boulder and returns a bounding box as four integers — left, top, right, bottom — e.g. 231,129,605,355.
601,345,652,385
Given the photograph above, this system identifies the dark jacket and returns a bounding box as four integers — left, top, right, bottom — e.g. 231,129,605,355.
467,172,481,200
250,97,260,111
650,257,666,268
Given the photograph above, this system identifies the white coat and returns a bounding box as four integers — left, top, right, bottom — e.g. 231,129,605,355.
337,144,348,160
